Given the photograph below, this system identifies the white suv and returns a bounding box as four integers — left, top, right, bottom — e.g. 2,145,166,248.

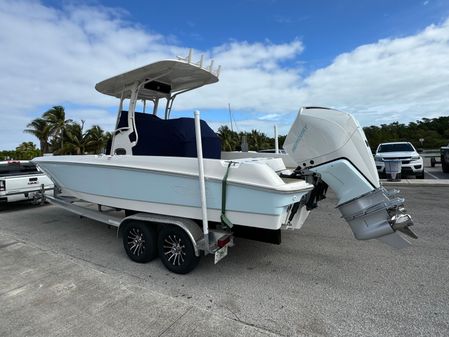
374,142,424,179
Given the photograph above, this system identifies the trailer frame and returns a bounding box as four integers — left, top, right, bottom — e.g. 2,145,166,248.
45,192,233,274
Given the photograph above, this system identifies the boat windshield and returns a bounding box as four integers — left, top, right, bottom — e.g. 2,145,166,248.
378,143,414,153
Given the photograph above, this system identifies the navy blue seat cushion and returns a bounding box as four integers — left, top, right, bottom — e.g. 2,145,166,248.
117,111,221,159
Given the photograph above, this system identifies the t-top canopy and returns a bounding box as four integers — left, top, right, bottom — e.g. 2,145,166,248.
95,59,219,100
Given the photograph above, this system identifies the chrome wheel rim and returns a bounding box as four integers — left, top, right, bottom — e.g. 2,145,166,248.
127,228,146,256
163,234,186,266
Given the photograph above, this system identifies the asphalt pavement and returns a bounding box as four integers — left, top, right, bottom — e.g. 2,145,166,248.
1,185,448,337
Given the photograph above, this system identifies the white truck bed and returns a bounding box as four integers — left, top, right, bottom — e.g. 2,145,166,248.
0,161,54,205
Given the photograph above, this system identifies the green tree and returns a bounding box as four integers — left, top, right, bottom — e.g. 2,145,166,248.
278,135,287,148
24,106,114,155
217,125,239,151
43,106,72,151
14,142,41,160
61,121,87,155
363,116,449,150
24,118,51,153
0,150,16,161
85,125,108,154
247,129,270,151
59,122,111,155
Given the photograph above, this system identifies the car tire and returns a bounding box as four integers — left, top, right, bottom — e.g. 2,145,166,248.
416,171,425,179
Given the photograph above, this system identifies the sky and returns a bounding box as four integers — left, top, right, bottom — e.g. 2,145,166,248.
1,0,449,150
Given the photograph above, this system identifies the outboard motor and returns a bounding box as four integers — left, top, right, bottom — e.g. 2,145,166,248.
283,107,417,248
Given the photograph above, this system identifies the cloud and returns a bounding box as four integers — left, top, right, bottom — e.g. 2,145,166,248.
0,0,184,149
68,107,117,131
0,0,448,150
258,114,282,121
175,40,305,115
0,0,305,148
187,18,449,133
299,18,449,125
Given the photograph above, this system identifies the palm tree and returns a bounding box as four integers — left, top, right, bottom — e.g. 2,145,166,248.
24,118,50,153
217,125,238,151
43,106,72,151
85,125,108,154
248,129,269,151
61,121,87,155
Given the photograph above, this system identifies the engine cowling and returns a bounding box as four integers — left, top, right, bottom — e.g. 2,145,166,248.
283,107,417,248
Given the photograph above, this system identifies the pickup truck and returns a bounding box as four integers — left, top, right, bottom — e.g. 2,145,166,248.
374,142,424,179
0,160,54,208
441,144,449,173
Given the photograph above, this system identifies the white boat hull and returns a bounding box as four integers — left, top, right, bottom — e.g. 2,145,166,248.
33,155,313,230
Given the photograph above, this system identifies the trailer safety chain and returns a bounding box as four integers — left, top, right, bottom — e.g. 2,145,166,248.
221,161,234,229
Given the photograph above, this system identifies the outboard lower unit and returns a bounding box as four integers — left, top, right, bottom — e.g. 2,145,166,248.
283,107,417,248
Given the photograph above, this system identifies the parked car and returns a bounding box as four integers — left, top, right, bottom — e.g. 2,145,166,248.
374,142,424,179
441,144,449,173
0,160,54,209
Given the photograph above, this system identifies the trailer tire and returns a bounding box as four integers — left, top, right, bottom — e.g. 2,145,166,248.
442,160,449,173
158,225,200,274
122,221,157,263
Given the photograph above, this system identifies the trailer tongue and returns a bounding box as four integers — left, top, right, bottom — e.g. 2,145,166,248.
283,107,417,248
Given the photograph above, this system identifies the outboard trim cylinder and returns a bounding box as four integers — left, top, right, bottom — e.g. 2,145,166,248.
283,107,417,248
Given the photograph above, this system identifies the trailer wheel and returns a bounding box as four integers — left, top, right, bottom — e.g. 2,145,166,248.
122,221,157,263
443,160,449,173
158,225,200,274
